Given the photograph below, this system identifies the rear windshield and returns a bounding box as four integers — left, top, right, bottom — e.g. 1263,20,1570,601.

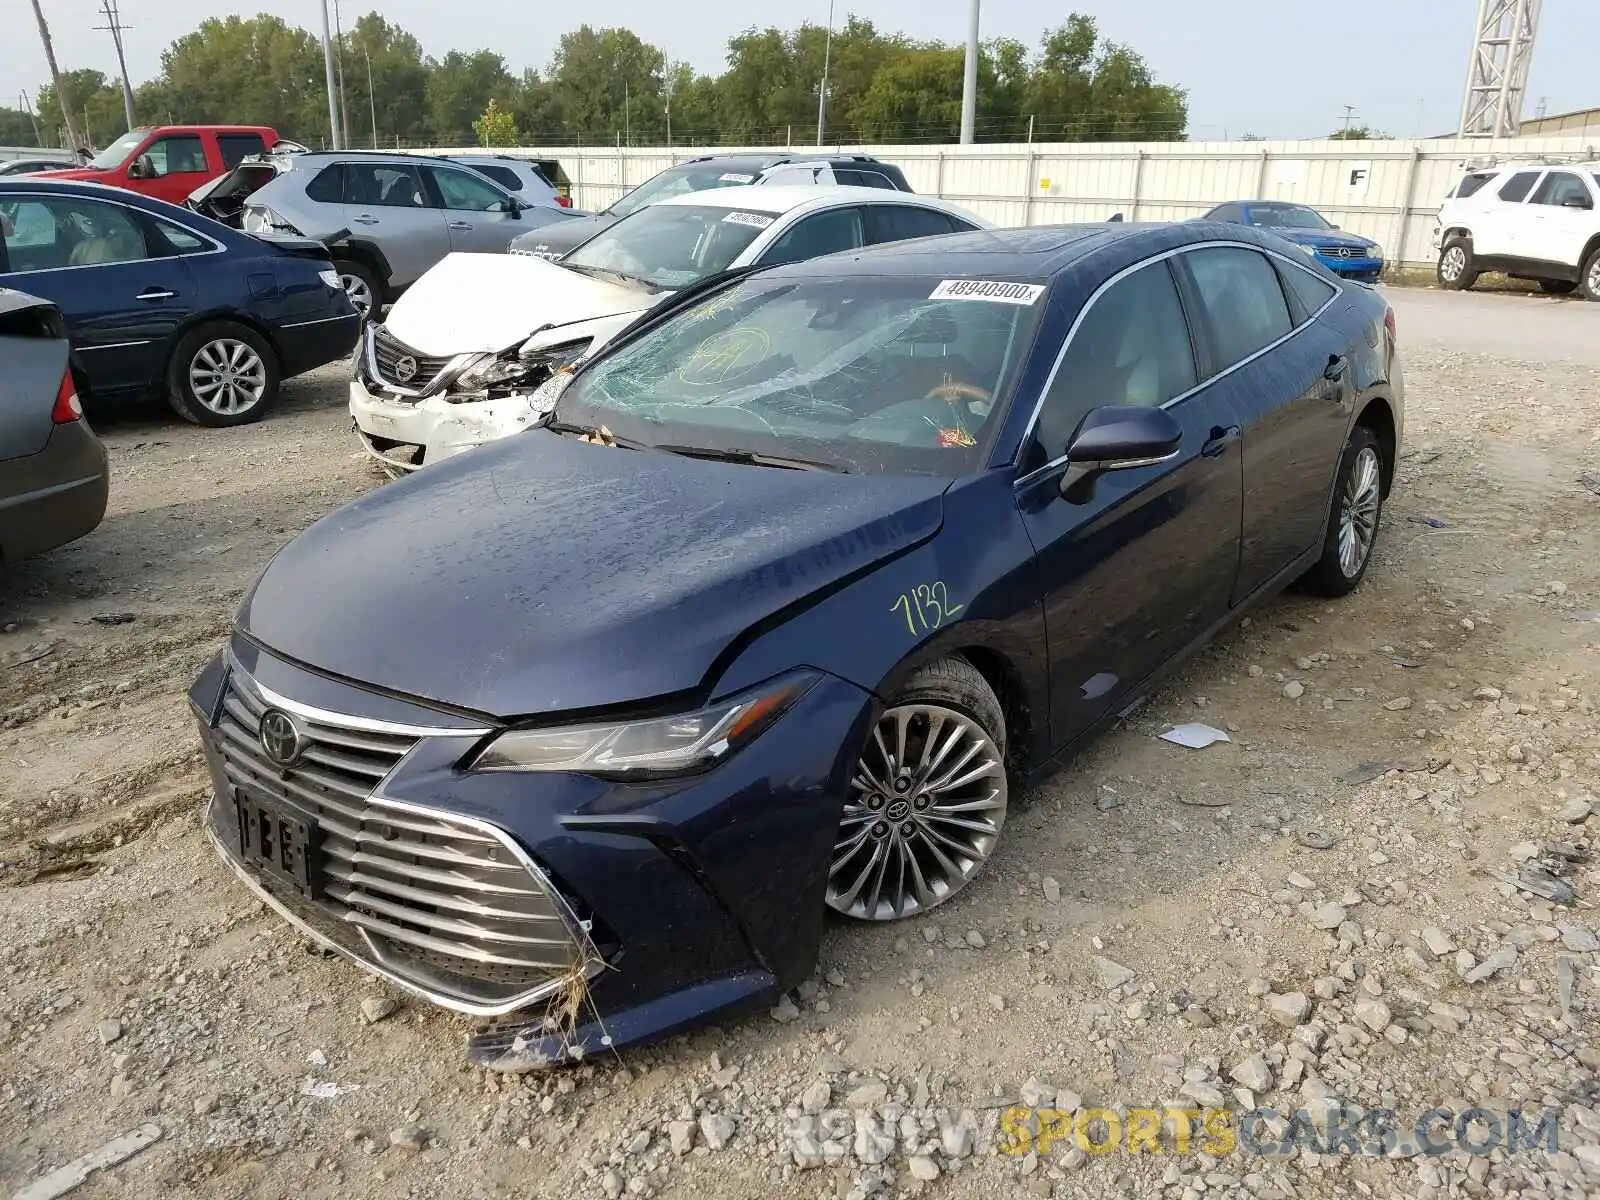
1245,203,1330,230
609,163,765,217
556,272,1047,476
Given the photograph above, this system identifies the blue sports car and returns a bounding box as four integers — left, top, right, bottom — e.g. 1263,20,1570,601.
0,179,359,426
1202,201,1385,283
189,220,1403,1067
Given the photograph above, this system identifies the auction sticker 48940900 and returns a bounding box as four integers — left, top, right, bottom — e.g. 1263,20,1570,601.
930,279,1046,304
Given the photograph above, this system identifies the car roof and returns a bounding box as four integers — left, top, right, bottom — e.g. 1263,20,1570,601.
0,177,165,201
754,221,1269,280
652,184,948,217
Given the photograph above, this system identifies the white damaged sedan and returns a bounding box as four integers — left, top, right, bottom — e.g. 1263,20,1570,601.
347,185,988,473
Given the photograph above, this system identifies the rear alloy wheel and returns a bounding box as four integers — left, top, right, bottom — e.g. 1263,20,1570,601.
165,322,280,427
827,658,1008,922
334,258,382,319
1299,425,1385,598
1582,247,1600,302
1436,237,1479,291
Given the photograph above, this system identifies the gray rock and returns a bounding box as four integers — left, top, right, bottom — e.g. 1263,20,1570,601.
360,995,397,1025
1354,999,1392,1033
1042,877,1061,903
668,1120,696,1156
801,1080,831,1114
903,1153,939,1181
626,1130,651,1156
1464,945,1517,983
700,1113,735,1150
1558,924,1599,953
388,1125,427,1152
1384,696,1413,711
1557,798,1593,824
1181,1079,1226,1107
97,1018,123,1045
1228,1054,1274,1093
1311,903,1347,930
792,1134,826,1169
965,929,986,949
1282,681,1304,699
1420,927,1455,958
770,995,801,1023
1094,956,1136,989
845,1080,889,1108
942,1122,974,1158
602,1167,625,1199
854,1123,895,1165
1266,992,1311,1027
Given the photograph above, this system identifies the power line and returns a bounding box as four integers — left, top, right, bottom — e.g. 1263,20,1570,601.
92,0,136,132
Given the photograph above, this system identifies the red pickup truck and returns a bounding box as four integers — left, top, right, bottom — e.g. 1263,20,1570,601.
32,125,283,207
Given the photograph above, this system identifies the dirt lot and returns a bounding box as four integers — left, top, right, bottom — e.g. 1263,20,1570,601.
2,287,1598,1200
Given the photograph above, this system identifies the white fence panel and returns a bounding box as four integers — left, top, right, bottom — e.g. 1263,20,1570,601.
411,135,1599,266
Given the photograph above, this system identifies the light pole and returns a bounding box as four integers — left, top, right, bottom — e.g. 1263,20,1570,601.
816,0,834,147
318,0,342,149
959,0,979,144
362,42,377,148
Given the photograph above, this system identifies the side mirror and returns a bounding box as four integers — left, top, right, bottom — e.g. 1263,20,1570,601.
1059,405,1182,499
127,156,153,179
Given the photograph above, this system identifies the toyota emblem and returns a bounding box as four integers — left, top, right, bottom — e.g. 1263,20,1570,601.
393,355,419,383
259,708,305,768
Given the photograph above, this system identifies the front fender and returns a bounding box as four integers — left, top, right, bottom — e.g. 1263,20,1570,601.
711,470,1051,765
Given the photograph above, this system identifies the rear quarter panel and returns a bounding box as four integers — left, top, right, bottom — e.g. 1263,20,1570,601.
0,327,68,461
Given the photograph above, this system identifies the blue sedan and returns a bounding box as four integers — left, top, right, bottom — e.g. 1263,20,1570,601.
188,221,1403,1066
1203,201,1385,283
0,179,359,425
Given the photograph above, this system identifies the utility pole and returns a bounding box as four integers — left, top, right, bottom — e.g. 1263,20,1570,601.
663,59,676,149
332,0,351,151
959,0,980,143
93,0,136,131
362,42,377,147
816,0,834,147
28,0,84,152
20,90,42,146
318,0,342,148
1340,104,1356,136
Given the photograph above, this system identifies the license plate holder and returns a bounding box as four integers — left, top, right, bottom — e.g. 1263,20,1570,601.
235,788,319,897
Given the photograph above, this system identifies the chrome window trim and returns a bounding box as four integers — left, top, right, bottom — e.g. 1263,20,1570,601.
0,185,228,274
1013,240,1340,488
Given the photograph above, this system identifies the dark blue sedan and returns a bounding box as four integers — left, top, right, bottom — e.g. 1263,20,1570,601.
188,221,1403,1067
1203,201,1386,283
0,179,359,425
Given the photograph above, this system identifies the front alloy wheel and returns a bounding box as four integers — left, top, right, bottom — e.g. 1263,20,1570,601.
828,660,1008,921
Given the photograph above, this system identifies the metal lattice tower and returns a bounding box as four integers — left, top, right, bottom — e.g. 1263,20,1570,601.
1458,0,1542,137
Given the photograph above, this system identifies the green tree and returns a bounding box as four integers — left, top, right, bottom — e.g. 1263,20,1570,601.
343,13,431,148
156,16,329,140
472,98,519,146
1329,125,1390,140
36,69,128,147
548,26,665,145
426,50,515,144
0,106,40,144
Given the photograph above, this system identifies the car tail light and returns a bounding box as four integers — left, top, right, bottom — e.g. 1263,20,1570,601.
52,366,83,424
1384,307,1396,342
555,195,571,208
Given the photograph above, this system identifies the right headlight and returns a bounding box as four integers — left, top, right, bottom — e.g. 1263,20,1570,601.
471,672,817,779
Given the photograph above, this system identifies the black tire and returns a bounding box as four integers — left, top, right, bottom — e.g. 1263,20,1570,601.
1436,236,1479,291
1582,246,1600,303
1538,279,1578,295
826,657,1009,921
1299,425,1386,598
333,258,383,320
165,321,281,427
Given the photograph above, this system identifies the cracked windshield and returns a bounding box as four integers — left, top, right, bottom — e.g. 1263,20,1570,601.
556,273,1046,473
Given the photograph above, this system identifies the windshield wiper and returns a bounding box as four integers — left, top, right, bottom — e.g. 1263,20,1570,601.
561,262,660,291
653,444,844,472
543,420,654,450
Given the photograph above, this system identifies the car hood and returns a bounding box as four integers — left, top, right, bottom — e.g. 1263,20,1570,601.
238,428,948,719
508,212,618,257
1269,228,1377,250
27,167,103,181
382,252,659,356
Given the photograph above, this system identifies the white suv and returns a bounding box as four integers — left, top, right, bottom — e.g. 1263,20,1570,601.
1431,161,1600,300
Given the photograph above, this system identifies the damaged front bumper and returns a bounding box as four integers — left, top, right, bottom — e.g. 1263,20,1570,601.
189,638,875,1070
349,377,545,473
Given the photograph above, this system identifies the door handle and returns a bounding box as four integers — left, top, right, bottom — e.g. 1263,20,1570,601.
351,214,380,225
1201,425,1240,457
447,220,473,230
1323,354,1350,382
136,288,177,301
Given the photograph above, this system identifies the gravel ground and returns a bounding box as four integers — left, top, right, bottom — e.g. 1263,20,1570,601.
2,286,1598,1200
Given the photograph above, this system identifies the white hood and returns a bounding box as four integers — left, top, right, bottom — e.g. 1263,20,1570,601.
383,252,659,357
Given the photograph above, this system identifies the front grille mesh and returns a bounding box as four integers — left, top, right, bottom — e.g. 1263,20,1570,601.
209,671,581,1006
369,324,453,393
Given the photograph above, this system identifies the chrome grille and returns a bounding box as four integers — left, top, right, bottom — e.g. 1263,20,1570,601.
368,324,453,393
207,671,583,1009
1321,246,1358,259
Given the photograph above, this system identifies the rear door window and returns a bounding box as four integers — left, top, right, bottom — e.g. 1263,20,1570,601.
1272,257,1339,324
345,163,426,208
1497,171,1540,202
470,163,523,191
218,133,268,168
865,205,959,244
1180,246,1295,371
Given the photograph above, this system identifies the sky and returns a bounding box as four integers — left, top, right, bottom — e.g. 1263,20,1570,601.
7,0,1597,142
